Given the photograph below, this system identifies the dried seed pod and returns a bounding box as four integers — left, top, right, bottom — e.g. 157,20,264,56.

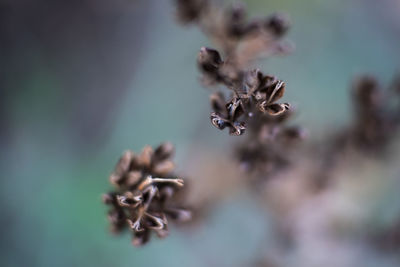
260,102,290,116
210,94,247,135
197,47,223,74
103,144,191,246
211,112,228,130
245,69,264,93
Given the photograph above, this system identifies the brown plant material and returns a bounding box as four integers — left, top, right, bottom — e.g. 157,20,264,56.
198,47,291,136
176,0,303,180
236,109,306,179
350,75,397,152
103,143,191,246
310,74,400,192
177,0,293,137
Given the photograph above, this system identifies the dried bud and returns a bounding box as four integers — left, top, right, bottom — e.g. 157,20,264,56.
258,80,289,115
198,47,223,73
245,69,264,93
264,13,290,37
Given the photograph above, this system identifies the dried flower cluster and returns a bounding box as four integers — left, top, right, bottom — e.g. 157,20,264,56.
100,1,400,261
103,143,191,246
201,54,292,136
176,0,306,179
187,0,293,136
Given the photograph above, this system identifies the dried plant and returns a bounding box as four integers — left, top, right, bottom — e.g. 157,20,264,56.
101,2,400,263
103,143,191,246
176,0,306,182
174,1,400,265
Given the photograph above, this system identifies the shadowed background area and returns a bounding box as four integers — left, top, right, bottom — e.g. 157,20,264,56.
1,0,400,266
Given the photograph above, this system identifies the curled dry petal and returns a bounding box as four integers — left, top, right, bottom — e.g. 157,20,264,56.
154,142,175,162
144,212,167,230
125,171,142,187
266,80,285,104
109,150,133,185
117,191,142,208
127,217,145,232
138,146,153,168
230,121,246,136
211,112,227,130
260,102,289,116
153,160,176,176
226,98,244,121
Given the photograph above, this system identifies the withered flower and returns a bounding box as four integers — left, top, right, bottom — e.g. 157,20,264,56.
210,92,246,136
197,47,225,85
103,143,191,246
244,69,290,116
198,48,291,135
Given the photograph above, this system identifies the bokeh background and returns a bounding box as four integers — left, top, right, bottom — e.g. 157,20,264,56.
1,0,400,266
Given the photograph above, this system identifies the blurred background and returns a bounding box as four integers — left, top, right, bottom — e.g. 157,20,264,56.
1,0,400,266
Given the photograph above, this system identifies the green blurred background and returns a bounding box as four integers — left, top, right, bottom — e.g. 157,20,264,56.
1,0,400,266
